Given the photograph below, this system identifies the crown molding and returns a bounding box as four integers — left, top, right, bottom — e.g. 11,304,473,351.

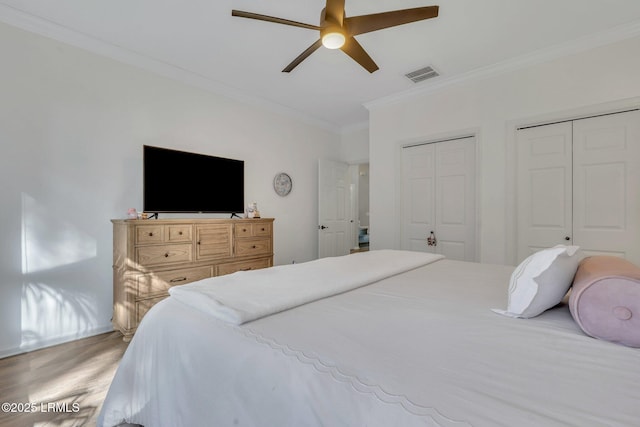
0,3,341,133
5,3,638,132
365,19,640,111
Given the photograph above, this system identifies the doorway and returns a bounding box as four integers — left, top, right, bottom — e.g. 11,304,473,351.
318,160,371,258
352,163,369,252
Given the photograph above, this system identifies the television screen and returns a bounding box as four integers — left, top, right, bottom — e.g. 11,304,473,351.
143,145,244,214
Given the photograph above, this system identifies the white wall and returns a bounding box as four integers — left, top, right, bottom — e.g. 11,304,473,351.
368,36,640,264
340,125,369,164
0,22,340,357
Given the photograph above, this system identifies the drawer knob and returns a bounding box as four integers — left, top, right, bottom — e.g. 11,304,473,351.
242,228,247,232
164,253,169,258
149,232,153,237
261,228,265,231
179,231,183,235
252,245,257,249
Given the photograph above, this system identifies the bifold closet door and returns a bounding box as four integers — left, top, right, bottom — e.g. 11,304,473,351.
516,121,573,262
572,110,640,262
516,109,640,264
401,137,476,261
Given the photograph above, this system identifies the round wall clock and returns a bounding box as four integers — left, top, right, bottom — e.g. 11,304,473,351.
273,172,292,196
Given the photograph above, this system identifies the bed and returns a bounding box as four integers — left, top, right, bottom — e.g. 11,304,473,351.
98,250,640,427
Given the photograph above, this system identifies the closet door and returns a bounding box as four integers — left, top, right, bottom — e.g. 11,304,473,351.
572,110,640,262
401,137,476,261
402,143,436,253
516,109,640,264
516,122,573,262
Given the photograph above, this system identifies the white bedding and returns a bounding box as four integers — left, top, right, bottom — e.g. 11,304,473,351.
168,250,443,324
99,253,640,427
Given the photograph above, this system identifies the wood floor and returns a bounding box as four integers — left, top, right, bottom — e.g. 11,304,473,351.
0,332,128,427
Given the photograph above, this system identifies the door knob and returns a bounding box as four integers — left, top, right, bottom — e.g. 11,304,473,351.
565,236,571,241
427,231,437,247
319,225,328,230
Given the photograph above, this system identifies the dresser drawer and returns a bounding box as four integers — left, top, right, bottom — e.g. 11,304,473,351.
234,223,253,238
136,225,164,244
136,243,193,267
234,222,272,238
217,257,271,276
253,222,271,237
235,238,271,257
167,224,192,242
137,266,212,296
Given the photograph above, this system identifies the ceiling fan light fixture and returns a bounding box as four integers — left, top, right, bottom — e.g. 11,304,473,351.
322,31,345,49
231,3,440,72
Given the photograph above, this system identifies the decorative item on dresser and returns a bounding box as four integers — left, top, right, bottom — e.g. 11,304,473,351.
111,218,274,341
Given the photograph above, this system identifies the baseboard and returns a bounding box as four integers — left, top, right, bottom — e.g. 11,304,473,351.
0,325,115,359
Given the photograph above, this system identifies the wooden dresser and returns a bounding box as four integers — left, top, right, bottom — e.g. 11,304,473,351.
112,218,274,340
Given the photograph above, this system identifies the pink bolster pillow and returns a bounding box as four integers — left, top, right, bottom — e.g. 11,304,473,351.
569,256,640,347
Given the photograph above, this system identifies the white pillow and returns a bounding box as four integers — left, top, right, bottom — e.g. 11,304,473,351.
493,245,583,318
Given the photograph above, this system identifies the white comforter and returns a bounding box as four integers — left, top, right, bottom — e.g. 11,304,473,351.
168,250,443,324
99,253,640,427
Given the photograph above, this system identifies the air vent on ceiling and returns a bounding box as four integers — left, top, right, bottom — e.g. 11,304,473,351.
405,66,439,83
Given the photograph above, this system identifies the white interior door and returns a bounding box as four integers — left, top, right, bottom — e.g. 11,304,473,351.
572,110,640,263
516,109,640,264
435,138,477,261
318,159,350,258
401,137,476,261
516,122,573,261
402,143,436,254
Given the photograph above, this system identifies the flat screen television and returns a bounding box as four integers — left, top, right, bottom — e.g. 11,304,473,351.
143,145,244,214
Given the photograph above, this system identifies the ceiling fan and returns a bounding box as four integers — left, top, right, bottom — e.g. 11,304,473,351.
231,0,439,73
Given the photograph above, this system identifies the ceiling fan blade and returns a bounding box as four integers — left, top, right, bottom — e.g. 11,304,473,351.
325,0,345,24
232,10,321,31
340,37,379,73
282,39,323,72
344,6,439,36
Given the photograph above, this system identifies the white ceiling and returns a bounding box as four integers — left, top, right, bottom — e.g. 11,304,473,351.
2,0,640,131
